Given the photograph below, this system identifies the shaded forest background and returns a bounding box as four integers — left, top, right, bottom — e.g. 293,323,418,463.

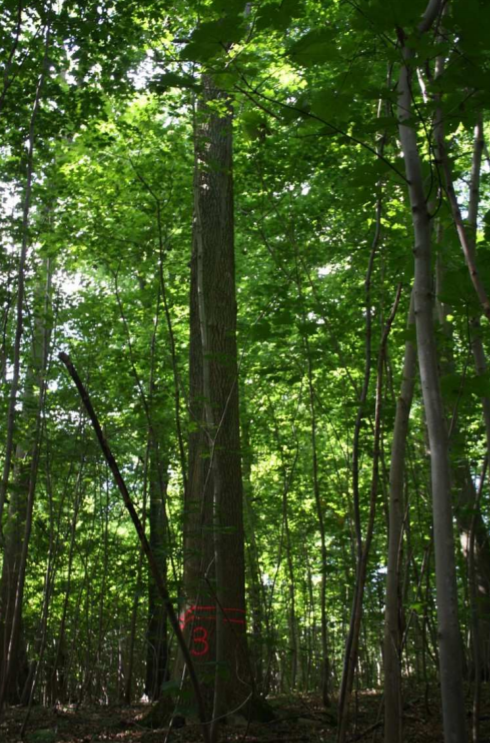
1,1,490,742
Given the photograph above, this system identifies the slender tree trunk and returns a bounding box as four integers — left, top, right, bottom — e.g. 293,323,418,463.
0,17,51,528
269,400,300,693
0,272,13,383
338,131,385,733
432,55,490,682
0,260,52,711
304,549,315,691
124,443,149,705
21,435,65,728
305,340,329,705
469,464,486,743
384,294,416,743
242,420,266,691
337,287,401,743
145,453,169,701
397,5,467,738
94,478,110,702
51,462,85,703
336,92,390,733
436,117,490,321
281,449,298,692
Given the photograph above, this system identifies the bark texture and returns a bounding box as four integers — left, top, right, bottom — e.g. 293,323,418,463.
180,77,252,720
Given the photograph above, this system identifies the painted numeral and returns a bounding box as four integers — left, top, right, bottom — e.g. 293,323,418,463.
191,625,209,656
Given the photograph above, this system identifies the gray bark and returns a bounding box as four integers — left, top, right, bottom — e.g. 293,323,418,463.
397,7,467,738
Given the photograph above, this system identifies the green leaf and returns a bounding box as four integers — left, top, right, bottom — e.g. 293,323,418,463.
160,679,182,694
440,372,490,402
212,70,240,90
310,89,350,123
241,110,271,140
210,0,247,14
453,0,490,50
464,373,490,399
288,29,339,67
440,372,465,402
149,72,199,93
437,267,479,310
257,0,303,31
250,322,273,340
298,320,318,336
181,17,245,61
400,325,417,344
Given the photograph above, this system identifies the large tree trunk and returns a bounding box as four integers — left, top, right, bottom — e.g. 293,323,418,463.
179,76,252,723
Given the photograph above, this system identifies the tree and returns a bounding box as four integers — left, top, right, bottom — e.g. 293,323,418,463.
396,1,467,739
180,75,252,723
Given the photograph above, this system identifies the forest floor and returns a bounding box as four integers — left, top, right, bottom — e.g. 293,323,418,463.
2,686,490,743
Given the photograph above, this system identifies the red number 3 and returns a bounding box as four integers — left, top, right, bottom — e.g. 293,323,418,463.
191,626,209,656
